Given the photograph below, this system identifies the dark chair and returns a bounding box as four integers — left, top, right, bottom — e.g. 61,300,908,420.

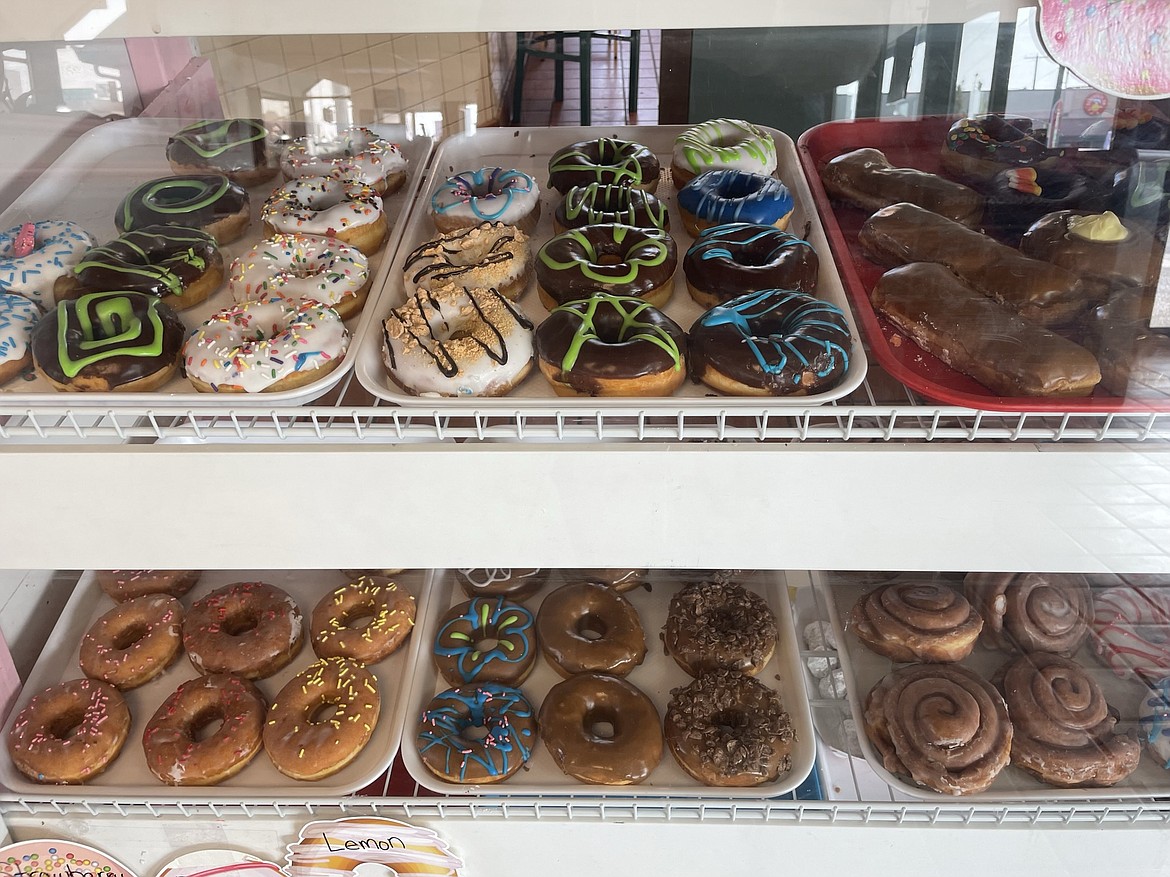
511,31,641,126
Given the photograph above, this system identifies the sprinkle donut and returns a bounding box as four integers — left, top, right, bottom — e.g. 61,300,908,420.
402,222,532,300
262,176,387,255
417,683,537,784
230,234,371,320
0,220,95,307
79,594,184,689
430,167,541,234
95,569,201,601
678,169,795,237
310,576,416,664
183,581,305,679
1090,585,1170,682
283,127,408,195
0,292,40,384
941,115,1058,187
671,118,777,188
433,596,537,686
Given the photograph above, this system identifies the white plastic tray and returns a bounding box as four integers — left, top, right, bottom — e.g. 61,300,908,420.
0,117,432,407
816,572,1166,801
0,569,435,798
354,124,868,407
400,569,816,796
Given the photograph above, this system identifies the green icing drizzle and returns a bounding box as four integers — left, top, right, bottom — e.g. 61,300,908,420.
121,177,231,230
540,226,669,285
678,119,776,172
550,138,646,184
555,293,682,372
173,119,267,158
56,291,165,378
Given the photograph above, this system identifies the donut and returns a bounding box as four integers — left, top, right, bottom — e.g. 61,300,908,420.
665,668,795,787
689,289,853,397
183,582,304,679
95,570,201,602
142,674,266,785
433,596,536,686
56,226,223,310
964,572,1092,655
536,224,677,309
79,594,184,690
985,168,1102,243
381,284,534,397
264,656,380,781
850,581,983,663
548,138,660,194
116,174,250,245
677,169,795,237
0,293,40,384
663,580,777,677
1138,677,1170,769
416,682,537,784
7,678,130,783
941,115,1059,187
1021,210,1162,292
995,652,1139,788
864,663,1012,795
183,295,349,393
536,581,646,678
534,293,687,397
430,167,541,234
282,127,408,195
554,183,669,232
456,568,548,601
671,118,777,188
167,118,278,187
683,222,818,309
0,220,95,307
402,222,532,300
262,177,387,255
31,291,185,392
230,233,371,320
539,672,663,784
1090,585,1170,682
310,576,416,664
575,568,646,593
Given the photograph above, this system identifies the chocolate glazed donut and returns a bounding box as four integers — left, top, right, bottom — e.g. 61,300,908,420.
555,183,669,231
548,138,660,193
537,224,677,309
683,222,818,309
964,572,1092,655
166,119,277,187
116,174,250,245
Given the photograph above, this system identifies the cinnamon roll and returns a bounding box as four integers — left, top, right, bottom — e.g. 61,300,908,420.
964,572,1092,655
851,582,983,662
863,663,1012,795
995,653,1140,787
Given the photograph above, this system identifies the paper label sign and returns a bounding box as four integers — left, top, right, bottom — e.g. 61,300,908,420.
0,841,136,877
286,818,462,877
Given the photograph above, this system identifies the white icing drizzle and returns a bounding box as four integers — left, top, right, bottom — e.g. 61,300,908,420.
283,128,407,188
673,119,777,176
262,177,384,236
287,819,462,877
0,293,39,370
230,234,369,308
0,220,96,307
458,568,542,588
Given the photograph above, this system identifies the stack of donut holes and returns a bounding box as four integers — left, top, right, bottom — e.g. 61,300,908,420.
6,571,415,786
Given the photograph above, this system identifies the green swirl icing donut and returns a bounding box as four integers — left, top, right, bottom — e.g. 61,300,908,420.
536,223,677,309
116,174,250,245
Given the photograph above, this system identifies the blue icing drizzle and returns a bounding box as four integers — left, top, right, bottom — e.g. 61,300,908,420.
431,167,536,220
1139,677,1170,768
417,683,535,781
693,222,813,263
678,171,794,227
434,596,534,682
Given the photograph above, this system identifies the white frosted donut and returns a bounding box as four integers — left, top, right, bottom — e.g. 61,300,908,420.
0,220,96,307
1139,676,1170,769
230,234,370,313
183,294,349,393
282,127,407,193
261,177,385,251
0,292,40,381
402,221,531,299
672,119,777,182
1090,585,1170,682
382,283,534,397
430,168,540,232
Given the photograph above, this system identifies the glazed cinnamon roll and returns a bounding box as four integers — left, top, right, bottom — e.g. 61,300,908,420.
965,572,1092,655
863,663,1012,795
995,653,1139,787
851,582,983,662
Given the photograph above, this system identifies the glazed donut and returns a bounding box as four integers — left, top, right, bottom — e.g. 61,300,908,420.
665,668,795,787
1139,677,1170,769
382,284,534,397
942,115,1058,187
576,568,647,593
671,118,777,188
167,118,278,187
262,177,387,255
864,663,1012,795
402,221,532,300
536,581,646,678
183,582,304,679
534,293,687,397
0,220,95,307
683,223,818,309
548,138,660,194
0,293,40,384
433,596,537,686
116,174,250,245
264,656,380,781
282,127,408,195
1021,210,1162,292
95,570,201,602
183,295,349,393
430,167,541,234
964,572,1092,655
311,576,416,664
689,289,853,397
677,169,795,237
555,183,669,232
230,233,371,320
456,568,548,601
142,674,266,785
79,594,184,690
539,672,663,784
995,652,1139,788
416,682,537,784
1090,585,1170,682
537,224,676,309
56,226,223,310
31,291,185,392
7,678,130,783
850,581,983,663
663,580,777,677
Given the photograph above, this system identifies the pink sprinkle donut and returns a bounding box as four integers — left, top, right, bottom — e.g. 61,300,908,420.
1090,585,1170,682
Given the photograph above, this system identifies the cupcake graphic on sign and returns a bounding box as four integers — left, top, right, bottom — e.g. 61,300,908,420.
287,818,462,877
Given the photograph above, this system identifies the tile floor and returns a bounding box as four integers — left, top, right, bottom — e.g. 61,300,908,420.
514,30,660,126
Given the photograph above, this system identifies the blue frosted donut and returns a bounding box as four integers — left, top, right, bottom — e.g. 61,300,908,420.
677,169,794,236
417,683,537,783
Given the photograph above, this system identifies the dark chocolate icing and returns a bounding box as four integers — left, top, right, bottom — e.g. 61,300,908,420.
537,224,676,304
67,225,219,300
946,115,1052,166
115,175,249,234
166,119,271,174
683,223,818,300
986,168,1102,244
1020,210,1161,291
548,138,660,192
555,183,669,230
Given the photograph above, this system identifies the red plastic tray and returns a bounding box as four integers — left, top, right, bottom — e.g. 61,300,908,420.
797,115,1166,413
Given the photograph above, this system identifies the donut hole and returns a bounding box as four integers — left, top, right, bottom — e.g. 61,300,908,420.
475,636,500,652
596,254,623,266
112,622,150,650
711,133,747,149
712,707,751,735
717,176,765,199
221,609,260,637
339,605,376,630
583,707,618,741
189,708,226,743
47,708,87,741
576,613,608,642
461,724,490,742
308,700,341,725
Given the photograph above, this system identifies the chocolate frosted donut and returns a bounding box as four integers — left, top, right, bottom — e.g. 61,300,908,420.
537,581,646,677
964,572,1092,655
985,168,1100,244
166,118,277,187
456,568,548,601
851,581,983,663
995,653,1140,787
942,115,1058,187
663,580,777,676
116,174,250,245
433,596,537,685
548,138,660,193
536,224,677,309
683,223,818,309
1021,210,1162,292
555,183,669,232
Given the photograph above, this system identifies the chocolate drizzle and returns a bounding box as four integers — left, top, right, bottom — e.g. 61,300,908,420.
404,227,519,286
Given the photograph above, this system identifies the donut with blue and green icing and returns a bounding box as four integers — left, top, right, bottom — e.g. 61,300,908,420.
433,596,536,686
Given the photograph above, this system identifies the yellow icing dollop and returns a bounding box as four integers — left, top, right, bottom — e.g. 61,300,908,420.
1067,211,1130,243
